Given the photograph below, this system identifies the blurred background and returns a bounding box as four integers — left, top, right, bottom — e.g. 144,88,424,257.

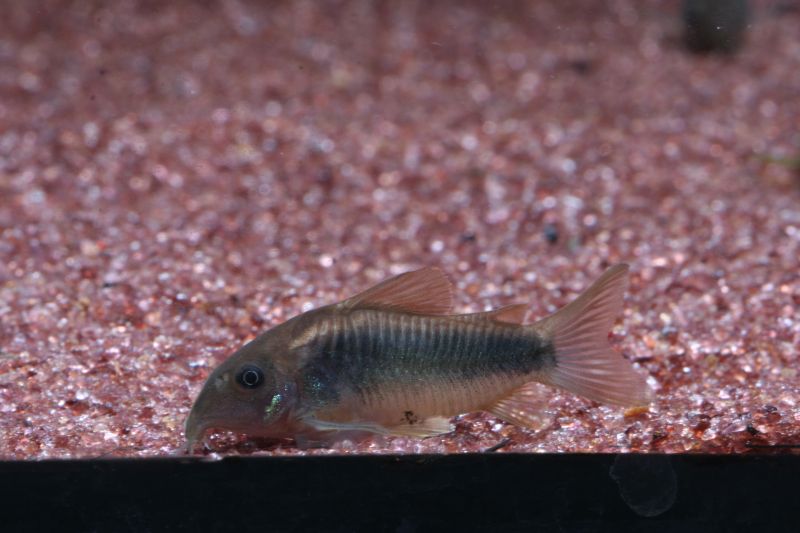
0,0,798,458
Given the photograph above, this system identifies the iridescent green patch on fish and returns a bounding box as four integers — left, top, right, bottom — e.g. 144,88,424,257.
184,264,652,451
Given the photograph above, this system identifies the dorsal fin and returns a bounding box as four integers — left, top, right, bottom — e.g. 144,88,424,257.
339,267,453,315
451,304,528,325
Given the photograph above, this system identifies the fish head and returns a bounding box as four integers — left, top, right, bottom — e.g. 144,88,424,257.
184,335,297,451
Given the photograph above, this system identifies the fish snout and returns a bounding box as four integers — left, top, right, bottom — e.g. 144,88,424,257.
183,407,208,453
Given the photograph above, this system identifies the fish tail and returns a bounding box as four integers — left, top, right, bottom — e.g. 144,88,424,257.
533,263,651,406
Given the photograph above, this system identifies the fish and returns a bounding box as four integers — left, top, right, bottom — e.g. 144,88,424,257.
184,263,651,451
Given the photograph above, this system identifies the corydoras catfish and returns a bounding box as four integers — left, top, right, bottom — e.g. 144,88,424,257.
184,264,650,450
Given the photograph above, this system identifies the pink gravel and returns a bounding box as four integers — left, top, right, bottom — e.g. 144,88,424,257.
1,1,799,459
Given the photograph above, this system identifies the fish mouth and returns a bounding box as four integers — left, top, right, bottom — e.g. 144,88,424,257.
184,416,238,453
185,416,302,453
184,404,228,453
184,411,293,452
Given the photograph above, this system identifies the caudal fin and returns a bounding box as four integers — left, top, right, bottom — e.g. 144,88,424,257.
534,264,651,406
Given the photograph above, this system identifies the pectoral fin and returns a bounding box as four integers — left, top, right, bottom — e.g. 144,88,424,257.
385,416,454,437
302,415,454,438
301,417,393,435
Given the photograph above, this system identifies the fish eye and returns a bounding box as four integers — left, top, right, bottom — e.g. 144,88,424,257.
235,364,264,389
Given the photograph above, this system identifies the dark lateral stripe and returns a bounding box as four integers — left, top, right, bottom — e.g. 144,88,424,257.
305,311,557,399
